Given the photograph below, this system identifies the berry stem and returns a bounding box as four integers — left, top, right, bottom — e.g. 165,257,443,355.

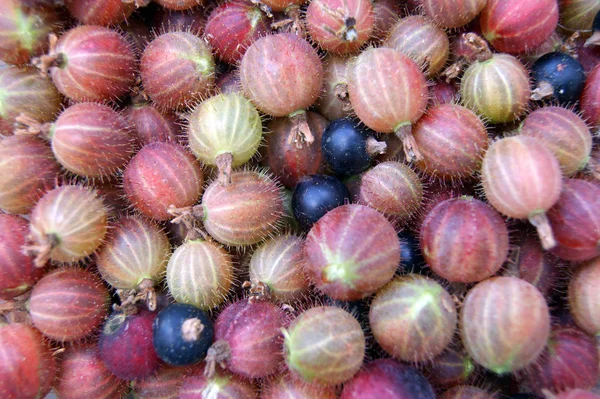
216,152,234,186
14,114,53,137
463,33,493,62
528,212,557,250
366,136,387,156
31,34,63,75
22,233,59,267
394,123,422,162
181,317,204,341
287,110,315,149
531,81,554,101
204,340,231,378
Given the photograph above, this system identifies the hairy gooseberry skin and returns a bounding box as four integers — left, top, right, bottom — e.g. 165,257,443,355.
65,0,134,26
50,25,136,102
559,0,600,32
51,102,133,179
178,368,256,399
420,197,509,283
29,185,109,264
97,216,171,290
383,15,450,77
524,326,599,394
262,373,337,399
124,103,180,146
555,390,600,399
29,267,110,342
348,47,428,133
460,54,531,123
306,0,374,54
0,215,43,300
166,239,233,310
480,0,558,54
201,170,284,246
580,64,600,127
284,306,365,386
413,104,488,179
0,135,61,214
460,276,550,374
0,323,57,399
123,142,204,221
569,258,600,336
369,275,457,362
519,106,592,175
304,204,401,300
0,66,62,134
214,299,287,379
340,359,436,399
205,1,270,64
547,179,600,261
240,33,323,117
421,0,486,28
55,345,128,399
188,92,263,171
141,32,215,111
441,386,495,399
132,366,187,399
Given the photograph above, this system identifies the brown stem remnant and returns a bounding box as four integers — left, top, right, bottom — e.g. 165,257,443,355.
287,110,315,149
529,212,556,250
585,31,600,47
14,114,53,137
22,233,60,267
215,152,234,186
31,34,63,76
271,5,305,37
204,340,231,379
365,136,387,156
242,280,270,303
442,57,468,82
463,33,494,62
113,278,157,312
394,124,422,162
182,317,204,341
531,81,554,101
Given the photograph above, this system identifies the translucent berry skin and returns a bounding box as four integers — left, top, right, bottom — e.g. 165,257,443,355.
580,64,600,127
357,161,422,220
0,135,61,214
179,368,256,399
188,92,263,169
141,32,215,111
569,258,600,336
480,0,558,54
240,33,323,117
369,275,457,362
124,103,180,147
123,142,204,221
524,326,599,395
383,15,450,77
412,104,488,179
261,373,337,399
348,47,428,133
99,310,161,381
532,52,586,106
304,204,400,300
132,366,187,399
265,111,328,189
322,118,375,176
441,386,495,399
55,345,128,399
555,390,600,399
0,1,60,65
559,0,600,32
460,54,531,123
460,276,550,374
153,303,214,366
292,174,351,229
214,300,287,379
0,66,62,134
519,106,592,175
249,235,308,303
29,268,110,342
511,235,560,299
166,239,233,310
283,306,365,386
425,348,475,389
0,323,57,399
201,170,284,246
340,359,436,399
547,179,600,261
65,0,134,26
51,25,136,102
29,185,109,264
421,0,486,28
51,102,133,178
420,197,509,283
306,0,374,54
205,1,270,64
155,0,205,11
0,215,43,300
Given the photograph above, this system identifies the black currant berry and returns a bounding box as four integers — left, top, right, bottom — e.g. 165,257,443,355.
152,303,214,366
531,52,586,105
397,232,426,274
292,174,351,229
321,118,381,176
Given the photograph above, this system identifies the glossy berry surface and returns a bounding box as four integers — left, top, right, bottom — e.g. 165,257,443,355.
322,118,374,176
152,303,214,366
292,174,351,229
532,52,586,105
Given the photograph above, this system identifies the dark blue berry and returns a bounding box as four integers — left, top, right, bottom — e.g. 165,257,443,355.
531,52,586,106
152,303,214,366
510,394,543,399
292,174,350,229
397,232,426,274
322,118,375,176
